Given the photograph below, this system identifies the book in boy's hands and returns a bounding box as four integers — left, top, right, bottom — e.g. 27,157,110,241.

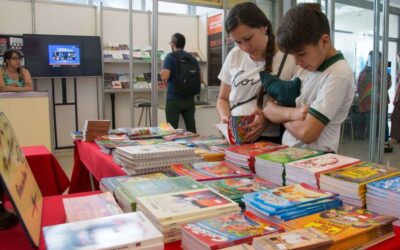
252,227,332,250
63,192,123,222
181,211,284,250
227,115,255,144
43,212,163,250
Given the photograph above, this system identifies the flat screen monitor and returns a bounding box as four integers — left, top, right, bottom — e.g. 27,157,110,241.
23,34,102,77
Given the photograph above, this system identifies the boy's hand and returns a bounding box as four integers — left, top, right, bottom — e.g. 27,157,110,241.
289,106,309,121
243,109,266,142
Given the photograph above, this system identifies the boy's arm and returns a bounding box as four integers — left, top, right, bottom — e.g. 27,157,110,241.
262,100,308,123
283,115,325,144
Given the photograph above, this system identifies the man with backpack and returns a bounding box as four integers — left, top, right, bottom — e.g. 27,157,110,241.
160,33,201,133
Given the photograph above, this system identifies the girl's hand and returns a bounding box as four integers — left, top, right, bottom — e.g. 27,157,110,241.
243,109,266,142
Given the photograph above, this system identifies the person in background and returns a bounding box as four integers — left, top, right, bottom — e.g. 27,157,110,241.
357,51,393,153
390,52,400,143
217,2,298,143
0,49,33,92
262,3,355,153
160,33,200,133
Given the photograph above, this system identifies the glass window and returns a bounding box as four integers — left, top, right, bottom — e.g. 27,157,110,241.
196,6,220,16
145,0,189,14
93,0,142,10
50,0,89,4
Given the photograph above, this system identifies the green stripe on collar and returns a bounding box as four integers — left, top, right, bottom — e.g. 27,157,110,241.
317,53,345,72
308,107,330,125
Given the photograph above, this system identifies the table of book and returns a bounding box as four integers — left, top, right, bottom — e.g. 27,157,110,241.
64,140,400,250
22,145,70,196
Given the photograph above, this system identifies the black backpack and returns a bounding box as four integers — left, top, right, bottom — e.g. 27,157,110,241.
171,52,201,97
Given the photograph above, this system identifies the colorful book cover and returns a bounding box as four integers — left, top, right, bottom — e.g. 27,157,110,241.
204,177,278,201
325,162,400,184
227,142,287,157
120,176,205,199
253,228,332,250
43,212,163,250
63,192,123,222
256,147,323,164
283,205,396,245
287,153,361,175
182,211,284,249
101,172,170,192
171,162,253,181
136,189,238,222
243,183,336,211
132,138,166,145
163,131,199,141
367,176,400,195
227,115,255,144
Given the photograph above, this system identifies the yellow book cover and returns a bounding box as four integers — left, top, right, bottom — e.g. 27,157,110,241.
283,205,396,246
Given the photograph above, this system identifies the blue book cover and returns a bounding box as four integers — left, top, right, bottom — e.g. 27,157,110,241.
367,176,400,195
243,183,336,212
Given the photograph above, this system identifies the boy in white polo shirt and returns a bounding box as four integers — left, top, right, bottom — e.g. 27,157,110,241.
262,3,354,153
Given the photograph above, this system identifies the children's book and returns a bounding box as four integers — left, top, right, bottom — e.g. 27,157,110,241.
243,183,336,212
204,177,279,202
100,172,170,193
116,142,194,159
226,142,287,157
367,176,400,198
43,212,163,250
252,227,332,250
135,188,238,223
256,147,323,164
63,192,123,222
171,161,253,181
181,211,284,250
227,115,255,144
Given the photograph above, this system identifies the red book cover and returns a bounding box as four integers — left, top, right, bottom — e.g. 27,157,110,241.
227,141,287,158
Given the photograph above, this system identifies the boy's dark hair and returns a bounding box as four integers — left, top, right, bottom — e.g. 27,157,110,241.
171,33,186,49
225,2,275,73
277,3,330,53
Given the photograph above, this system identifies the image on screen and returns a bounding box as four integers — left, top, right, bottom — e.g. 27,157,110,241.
48,45,80,66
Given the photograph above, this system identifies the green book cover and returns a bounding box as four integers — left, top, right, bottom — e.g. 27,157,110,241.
121,176,205,201
256,147,323,164
323,161,400,184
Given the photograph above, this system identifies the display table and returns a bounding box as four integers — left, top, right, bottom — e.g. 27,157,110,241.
0,191,180,250
68,140,126,193
22,145,70,196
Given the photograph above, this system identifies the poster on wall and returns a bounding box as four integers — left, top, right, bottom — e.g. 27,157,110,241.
0,35,24,66
207,13,234,86
0,112,43,247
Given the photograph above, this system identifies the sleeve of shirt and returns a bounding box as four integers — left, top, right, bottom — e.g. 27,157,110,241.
162,53,174,70
308,76,352,125
218,49,234,86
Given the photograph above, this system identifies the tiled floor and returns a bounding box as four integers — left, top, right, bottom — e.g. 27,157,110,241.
53,140,400,179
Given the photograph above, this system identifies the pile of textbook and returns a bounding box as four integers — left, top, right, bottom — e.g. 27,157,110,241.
181,211,284,250
320,162,400,207
82,120,110,142
113,142,198,174
366,176,400,218
242,183,342,224
135,188,240,243
255,147,323,186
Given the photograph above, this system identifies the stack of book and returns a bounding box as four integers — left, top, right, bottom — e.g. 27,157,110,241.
255,147,323,186
285,153,360,188
366,176,400,218
283,205,397,250
82,120,110,142
99,172,171,194
70,130,83,140
181,211,284,250
225,142,287,172
43,212,164,250
114,176,205,212
94,134,135,154
171,161,253,181
136,188,241,243
204,176,278,205
175,135,229,162
114,142,198,174
63,192,123,222
252,228,332,250
320,162,400,207
242,183,342,223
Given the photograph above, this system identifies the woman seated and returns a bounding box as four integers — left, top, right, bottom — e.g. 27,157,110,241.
0,49,33,92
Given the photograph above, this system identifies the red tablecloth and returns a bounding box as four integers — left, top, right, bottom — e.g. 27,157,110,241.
22,145,70,196
0,191,181,250
69,140,126,193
